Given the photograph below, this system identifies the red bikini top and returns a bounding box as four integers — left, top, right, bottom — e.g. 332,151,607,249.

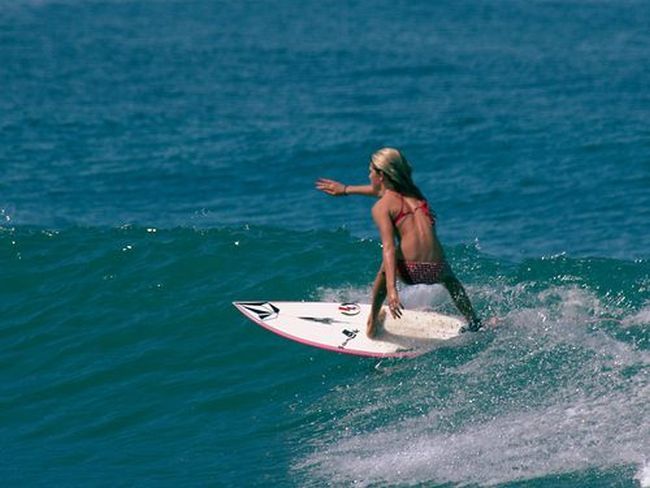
390,191,435,227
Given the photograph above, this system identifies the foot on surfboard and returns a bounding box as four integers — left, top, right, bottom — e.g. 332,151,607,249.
461,317,500,333
461,321,482,333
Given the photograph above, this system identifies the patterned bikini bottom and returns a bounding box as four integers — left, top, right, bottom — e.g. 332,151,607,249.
396,260,450,285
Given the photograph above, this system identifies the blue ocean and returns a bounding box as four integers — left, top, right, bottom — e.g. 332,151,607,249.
1,0,648,486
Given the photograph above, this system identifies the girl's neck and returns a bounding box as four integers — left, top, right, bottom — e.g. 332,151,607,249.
379,180,397,196
381,186,398,197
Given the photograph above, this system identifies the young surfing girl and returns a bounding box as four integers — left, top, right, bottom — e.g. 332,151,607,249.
316,147,482,337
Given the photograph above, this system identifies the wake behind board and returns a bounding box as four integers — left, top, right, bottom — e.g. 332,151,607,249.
233,301,466,358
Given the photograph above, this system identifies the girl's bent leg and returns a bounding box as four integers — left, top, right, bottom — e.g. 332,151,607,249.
442,274,482,331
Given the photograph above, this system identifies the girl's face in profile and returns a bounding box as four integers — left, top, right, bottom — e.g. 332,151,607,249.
369,163,382,190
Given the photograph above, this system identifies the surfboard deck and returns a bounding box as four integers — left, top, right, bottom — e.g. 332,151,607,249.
233,301,466,358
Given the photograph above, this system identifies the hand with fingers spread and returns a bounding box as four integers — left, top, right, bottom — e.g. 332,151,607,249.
315,178,347,197
316,178,378,198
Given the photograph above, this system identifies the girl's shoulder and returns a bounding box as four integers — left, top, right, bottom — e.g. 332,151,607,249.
384,189,407,209
372,190,401,217
375,190,399,206
381,189,403,202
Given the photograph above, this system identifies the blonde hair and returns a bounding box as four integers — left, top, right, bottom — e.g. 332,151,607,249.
370,147,425,200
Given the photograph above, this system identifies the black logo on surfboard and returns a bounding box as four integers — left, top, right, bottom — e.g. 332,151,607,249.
299,316,349,325
338,328,359,349
239,302,279,321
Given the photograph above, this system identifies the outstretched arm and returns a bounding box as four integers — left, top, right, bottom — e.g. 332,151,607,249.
316,178,378,197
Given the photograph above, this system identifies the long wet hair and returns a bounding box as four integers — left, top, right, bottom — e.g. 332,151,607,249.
370,147,426,200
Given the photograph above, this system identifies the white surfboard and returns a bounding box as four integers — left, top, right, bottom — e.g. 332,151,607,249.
233,301,466,358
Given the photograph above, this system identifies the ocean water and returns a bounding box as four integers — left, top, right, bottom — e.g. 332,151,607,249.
1,0,648,486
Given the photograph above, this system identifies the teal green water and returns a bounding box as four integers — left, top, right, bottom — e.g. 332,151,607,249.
1,0,649,485
1,226,648,485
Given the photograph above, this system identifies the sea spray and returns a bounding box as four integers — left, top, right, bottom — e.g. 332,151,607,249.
295,281,649,486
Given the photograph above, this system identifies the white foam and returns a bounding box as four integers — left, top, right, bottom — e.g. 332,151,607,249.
315,285,453,310
622,303,650,328
315,285,372,305
296,283,650,486
299,356,649,486
399,284,451,310
316,282,459,312
300,381,649,486
637,462,650,488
